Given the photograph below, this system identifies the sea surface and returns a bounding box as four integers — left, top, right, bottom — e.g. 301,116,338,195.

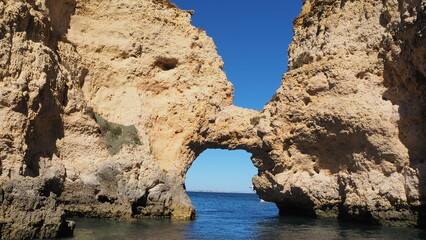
61,191,426,240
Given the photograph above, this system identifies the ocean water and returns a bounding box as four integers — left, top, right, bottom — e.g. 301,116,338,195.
61,192,426,240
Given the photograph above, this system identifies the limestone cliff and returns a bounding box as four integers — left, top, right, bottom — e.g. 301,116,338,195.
0,0,425,239
1,0,236,238
0,0,81,238
252,0,426,226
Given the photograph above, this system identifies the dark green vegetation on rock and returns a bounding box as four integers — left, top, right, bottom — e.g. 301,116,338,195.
94,113,141,155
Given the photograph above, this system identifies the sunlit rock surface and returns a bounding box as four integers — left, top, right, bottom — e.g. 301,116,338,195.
0,0,425,239
253,0,426,227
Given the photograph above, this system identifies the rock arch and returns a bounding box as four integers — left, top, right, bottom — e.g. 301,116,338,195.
1,0,426,239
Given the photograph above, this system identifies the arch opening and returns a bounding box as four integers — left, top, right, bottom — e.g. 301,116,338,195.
185,149,257,194
183,148,280,220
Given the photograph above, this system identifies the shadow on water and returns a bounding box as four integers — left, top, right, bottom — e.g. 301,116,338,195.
254,216,426,240
60,218,192,240
59,192,426,240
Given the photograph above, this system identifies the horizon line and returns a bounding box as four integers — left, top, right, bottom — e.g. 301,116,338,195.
187,190,256,194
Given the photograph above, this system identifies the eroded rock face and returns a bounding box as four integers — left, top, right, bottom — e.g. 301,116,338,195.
0,0,425,239
58,0,236,222
1,0,233,238
250,0,426,227
0,0,79,238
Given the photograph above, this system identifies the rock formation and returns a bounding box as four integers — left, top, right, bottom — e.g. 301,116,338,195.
1,0,233,238
250,0,426,227
0,0,425,239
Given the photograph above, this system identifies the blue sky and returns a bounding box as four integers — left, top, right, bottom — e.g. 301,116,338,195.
172,0,303,193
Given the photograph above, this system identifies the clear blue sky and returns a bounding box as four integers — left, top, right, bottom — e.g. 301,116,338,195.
172,0,303,193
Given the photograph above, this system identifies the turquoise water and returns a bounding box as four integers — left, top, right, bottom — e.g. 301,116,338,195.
61,192,426,240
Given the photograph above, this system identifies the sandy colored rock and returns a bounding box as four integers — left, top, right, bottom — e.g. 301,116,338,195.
0,0,425,239
1,0,233,238
251,0,426,226
0,0,79,238
56,0,235,222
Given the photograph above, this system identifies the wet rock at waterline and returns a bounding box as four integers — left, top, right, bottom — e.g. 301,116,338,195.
0,0,425,239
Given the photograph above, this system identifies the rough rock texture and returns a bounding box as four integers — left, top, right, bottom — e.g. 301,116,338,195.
1,0,232,238
57,0,237,222
250,0,426,227
0,0,425,239
0,0,79,238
